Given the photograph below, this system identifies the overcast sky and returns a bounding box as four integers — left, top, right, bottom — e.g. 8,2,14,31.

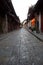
12,0,38,22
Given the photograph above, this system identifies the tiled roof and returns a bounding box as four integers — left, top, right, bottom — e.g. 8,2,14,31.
34,0,43,12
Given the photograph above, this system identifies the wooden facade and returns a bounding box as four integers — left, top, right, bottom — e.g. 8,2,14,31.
34,0,43,32
27,0,43,32
41,13,43,32
0,0,20,34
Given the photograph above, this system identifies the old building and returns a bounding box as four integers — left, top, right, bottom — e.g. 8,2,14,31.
34,0,43,32
27,0,43,32
27,5,35,31
0,0,20,34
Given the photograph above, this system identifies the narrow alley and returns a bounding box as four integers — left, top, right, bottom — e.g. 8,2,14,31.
0,0,43,65
0,28,43,65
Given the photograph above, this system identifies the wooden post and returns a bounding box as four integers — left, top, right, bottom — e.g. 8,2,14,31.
2,14,8,33
39,12,41,33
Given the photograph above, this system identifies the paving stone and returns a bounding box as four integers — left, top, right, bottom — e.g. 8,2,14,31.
0,28,43,65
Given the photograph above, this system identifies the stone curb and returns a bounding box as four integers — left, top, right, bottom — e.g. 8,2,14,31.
28,30,43,42
25,27,43,42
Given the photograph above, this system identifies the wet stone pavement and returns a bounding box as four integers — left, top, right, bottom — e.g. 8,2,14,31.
0,28,43,65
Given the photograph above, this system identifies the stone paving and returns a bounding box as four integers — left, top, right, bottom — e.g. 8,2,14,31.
0,28,43,65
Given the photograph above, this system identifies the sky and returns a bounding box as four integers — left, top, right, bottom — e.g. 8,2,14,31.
11,0,38,22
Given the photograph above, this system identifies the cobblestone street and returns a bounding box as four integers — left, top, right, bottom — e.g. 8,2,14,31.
0,28,43,65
